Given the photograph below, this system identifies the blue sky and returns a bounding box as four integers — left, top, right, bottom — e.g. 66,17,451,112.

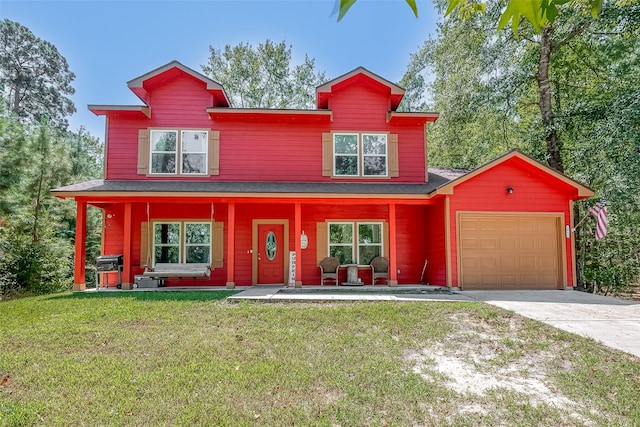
1,0,439,138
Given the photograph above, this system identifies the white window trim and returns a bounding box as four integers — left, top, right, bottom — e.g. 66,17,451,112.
361,133,388,177
152,221,212,265
328,221,384,265
180,130,209,176
333,133,360,177
150,130,178,176
328,222,354,263
333,132,388,178
149,129,209,176
184,221,212,263
153,221,182,265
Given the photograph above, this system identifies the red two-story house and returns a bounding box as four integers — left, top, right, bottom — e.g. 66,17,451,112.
53,61,593,291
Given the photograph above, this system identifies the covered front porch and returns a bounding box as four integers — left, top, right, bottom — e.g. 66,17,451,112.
62,193,448,291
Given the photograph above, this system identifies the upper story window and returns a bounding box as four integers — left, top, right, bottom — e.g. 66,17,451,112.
138,128,220,177
333,133,387,177
323,132,398,179
362,134,388,176
150,130,208,175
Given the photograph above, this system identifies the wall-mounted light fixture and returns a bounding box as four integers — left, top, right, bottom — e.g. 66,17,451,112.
506,187,514,194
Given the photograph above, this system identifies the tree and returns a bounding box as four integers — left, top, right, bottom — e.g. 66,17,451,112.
0,22,104,296
0,19,76,129
399,1,531,168
402,0,640,294
335,0,602,36
0,103,28,215
201,40,326,109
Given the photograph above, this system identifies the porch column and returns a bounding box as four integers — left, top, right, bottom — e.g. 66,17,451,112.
444,196,452,289
226,202,235,289
73,200,87,291
294,202,302,287
121,202,133,290
388,203,398,287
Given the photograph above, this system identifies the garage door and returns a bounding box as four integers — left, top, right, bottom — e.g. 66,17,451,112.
458,214,563,290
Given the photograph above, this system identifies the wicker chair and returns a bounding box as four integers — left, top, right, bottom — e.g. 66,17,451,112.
318,257,340,286
369,256,389,285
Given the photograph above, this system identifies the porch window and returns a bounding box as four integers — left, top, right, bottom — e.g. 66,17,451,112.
358,223,383,264
184,222,211,263
153,221,211,264
328,222,383,264
329,223,354,263
149,129,208,176
332,133,387,177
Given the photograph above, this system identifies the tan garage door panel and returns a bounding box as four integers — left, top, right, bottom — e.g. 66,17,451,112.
459,214,562,290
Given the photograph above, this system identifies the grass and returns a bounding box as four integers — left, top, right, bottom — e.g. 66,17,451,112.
0,291,639,426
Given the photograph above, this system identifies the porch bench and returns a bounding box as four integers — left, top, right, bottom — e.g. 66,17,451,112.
142,263,212,280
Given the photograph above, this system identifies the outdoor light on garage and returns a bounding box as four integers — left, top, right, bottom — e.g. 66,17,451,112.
506,187,514,194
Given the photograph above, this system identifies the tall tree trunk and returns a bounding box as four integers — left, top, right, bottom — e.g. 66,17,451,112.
12,85,21,115
32,155,45,242
537,25,564,173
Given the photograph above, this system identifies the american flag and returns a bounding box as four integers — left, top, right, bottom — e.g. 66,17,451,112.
589,200,608,240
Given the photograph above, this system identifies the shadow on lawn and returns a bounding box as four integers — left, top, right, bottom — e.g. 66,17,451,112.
49,290,240,302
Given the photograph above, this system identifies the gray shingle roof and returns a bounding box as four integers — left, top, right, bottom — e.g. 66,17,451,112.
52,172,454,197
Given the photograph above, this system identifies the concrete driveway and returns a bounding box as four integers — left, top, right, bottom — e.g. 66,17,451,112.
464,290,640,358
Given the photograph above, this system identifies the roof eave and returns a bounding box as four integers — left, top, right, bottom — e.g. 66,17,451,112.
387,111,439,123
88,105,151,118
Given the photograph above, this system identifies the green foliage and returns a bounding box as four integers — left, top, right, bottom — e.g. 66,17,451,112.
402,0,640,293
336,0,602,35
400,2,532,167
201,40,326,109
0,106,28,215
336,0,419,20
69,127,103,179
0,19,76,130
0,214,72,295
0,99,103,294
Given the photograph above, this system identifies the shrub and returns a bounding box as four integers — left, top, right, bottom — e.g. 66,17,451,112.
0,215,72,296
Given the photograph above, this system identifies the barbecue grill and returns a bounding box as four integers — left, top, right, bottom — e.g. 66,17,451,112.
95,254,123,289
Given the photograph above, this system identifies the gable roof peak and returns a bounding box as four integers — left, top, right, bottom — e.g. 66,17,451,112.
316,66,405,110
127,60,230,107
431,148,594,199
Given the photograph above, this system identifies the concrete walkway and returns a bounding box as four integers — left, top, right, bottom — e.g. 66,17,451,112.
229,286,640,358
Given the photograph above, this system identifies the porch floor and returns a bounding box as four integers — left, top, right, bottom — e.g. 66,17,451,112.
80,284,467,302
229,285,467,302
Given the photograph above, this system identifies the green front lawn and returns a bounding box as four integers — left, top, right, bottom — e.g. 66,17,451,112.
1,291,639,426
